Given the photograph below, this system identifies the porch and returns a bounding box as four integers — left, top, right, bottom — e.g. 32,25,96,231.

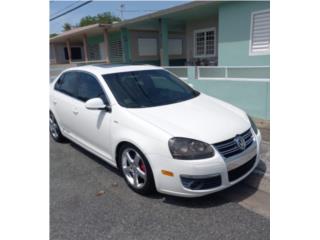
50,1,220,67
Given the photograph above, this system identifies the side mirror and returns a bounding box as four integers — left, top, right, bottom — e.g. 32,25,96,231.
85,98,110,111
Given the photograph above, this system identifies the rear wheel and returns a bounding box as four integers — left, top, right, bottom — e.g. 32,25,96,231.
49,112,66,142
119,144,156,195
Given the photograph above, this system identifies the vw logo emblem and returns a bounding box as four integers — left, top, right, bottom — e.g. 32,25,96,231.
234,136,246,150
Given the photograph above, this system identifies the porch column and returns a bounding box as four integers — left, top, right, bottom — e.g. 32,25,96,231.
103,29,110,64
52,43,58,64
66,39,72,64
160,18,169,66
82,34,88,63
121,28,132,63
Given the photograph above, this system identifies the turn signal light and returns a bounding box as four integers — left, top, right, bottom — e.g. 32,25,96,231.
161,170,174,177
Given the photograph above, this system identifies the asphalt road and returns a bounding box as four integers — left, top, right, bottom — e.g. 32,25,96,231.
50,137,269,240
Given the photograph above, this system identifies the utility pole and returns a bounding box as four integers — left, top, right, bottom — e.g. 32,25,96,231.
120,4,125,20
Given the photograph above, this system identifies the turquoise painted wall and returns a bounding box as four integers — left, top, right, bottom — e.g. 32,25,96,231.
186,79,269,120
87,34,104,46
218,1,270,66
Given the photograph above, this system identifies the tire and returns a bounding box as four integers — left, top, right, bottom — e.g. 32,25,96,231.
118,143,156,195
49,112,66,142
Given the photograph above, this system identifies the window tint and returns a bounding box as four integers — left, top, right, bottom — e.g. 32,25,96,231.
103,70,199,108
55,72,79,97
77,73,106,102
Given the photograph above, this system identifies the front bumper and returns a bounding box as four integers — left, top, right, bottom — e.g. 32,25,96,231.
148,129,262,197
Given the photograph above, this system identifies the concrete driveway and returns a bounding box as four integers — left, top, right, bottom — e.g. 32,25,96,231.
50,137,269,240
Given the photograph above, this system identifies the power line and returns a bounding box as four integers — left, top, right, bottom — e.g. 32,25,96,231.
50,0,93,22
50,0,81,18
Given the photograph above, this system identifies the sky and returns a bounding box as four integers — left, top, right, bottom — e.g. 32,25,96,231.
50,1,189,34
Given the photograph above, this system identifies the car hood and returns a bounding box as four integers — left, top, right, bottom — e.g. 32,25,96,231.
126,94,251,144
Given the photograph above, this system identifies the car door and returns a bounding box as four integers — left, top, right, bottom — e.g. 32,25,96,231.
71,72,113,160
52,71,80,136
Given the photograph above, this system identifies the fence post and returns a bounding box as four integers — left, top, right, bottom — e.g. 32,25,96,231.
187,66,196,81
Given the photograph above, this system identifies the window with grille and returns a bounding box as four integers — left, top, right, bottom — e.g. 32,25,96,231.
109,39,123,63
194,28,216,58
250,9,270,55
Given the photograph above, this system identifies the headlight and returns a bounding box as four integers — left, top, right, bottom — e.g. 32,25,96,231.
248,115,258,134
168,137,214,160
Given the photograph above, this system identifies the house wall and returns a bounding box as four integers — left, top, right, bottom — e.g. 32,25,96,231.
218,1,270,66
50,44,56,64
185,15,219,62
54,44,67,64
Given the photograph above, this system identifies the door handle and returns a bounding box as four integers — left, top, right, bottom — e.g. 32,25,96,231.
72,109,79,115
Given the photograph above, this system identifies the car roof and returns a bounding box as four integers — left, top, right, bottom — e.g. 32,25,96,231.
64,64,163,76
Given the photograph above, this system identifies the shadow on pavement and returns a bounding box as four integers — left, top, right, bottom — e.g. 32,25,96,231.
67,140,267,209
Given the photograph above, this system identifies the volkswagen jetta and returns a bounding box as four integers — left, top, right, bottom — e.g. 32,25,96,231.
49,64,261,197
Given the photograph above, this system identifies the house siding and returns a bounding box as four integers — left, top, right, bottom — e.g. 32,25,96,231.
218,1,270,66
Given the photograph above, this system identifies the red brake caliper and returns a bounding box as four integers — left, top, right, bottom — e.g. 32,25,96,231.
139,161,146,172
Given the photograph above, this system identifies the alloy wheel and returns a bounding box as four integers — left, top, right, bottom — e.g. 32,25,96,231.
49,113,59,139
121,148,147,189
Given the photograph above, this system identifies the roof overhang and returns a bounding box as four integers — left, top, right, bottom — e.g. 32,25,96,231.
50,23,110,43
110,1,213,30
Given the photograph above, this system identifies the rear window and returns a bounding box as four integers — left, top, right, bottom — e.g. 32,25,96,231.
54,72,78,97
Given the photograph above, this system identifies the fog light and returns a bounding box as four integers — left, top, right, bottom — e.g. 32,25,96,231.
161,170,174,177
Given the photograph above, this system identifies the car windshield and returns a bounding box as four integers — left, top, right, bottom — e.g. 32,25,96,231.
102,69,200,108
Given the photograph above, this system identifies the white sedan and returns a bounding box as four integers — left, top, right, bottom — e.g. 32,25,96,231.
49,64,261,197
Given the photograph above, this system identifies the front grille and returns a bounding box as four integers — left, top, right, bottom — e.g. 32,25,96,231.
228,155,256,182
213,128,254,158
180,175,222,190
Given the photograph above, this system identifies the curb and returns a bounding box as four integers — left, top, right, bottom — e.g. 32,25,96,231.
244,141,270,193
244,168,270,193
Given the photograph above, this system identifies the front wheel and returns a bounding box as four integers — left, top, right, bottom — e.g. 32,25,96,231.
119,144,156,195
